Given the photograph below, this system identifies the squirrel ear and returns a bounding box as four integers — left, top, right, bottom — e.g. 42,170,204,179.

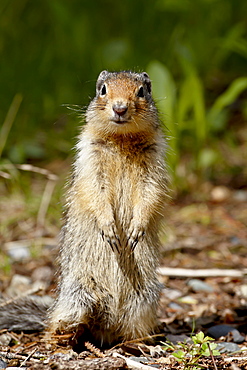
141,72,150,80
141,72,152,94
98,70,109,81
96,70,109,93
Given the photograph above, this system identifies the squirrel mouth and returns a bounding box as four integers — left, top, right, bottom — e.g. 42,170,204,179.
111,116,129,124
113,119,128,124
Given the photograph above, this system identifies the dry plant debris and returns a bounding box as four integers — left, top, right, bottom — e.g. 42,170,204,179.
1,169,247,368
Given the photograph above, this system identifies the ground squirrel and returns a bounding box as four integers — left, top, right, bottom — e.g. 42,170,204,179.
0,71,168,346
49,70,168,345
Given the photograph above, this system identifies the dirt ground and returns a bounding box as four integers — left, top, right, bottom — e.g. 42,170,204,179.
0,175,247,369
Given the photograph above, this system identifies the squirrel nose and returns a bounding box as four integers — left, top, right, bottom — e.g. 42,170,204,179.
112,103,128,116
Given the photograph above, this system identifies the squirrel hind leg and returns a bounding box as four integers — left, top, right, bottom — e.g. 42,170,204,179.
48,286,96,335
48,302,90,335
118,296,159,343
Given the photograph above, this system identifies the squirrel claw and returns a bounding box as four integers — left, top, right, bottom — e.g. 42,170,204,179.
100,224,121,253
127,226,145,251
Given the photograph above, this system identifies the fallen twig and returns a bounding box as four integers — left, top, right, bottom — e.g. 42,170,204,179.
207,342,218,370
0,285,45,307
20,348,37,367
0,94,23,158
224,356,247,362
113,352,159,370
36,177,57,231
0,351,42,362
158,267,247,278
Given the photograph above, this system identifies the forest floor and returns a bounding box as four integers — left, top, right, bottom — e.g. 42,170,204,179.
0,166,247,369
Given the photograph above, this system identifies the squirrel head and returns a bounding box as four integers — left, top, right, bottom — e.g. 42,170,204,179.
86,70,159,137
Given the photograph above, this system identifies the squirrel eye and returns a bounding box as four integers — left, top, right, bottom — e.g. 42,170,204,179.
137,86,144,98
100,84,107,96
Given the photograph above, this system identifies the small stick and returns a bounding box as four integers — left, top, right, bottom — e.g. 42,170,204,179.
0,285,45,307
20,348,37,367
207,342,218,370
0,94,22,158
36,178,57,231
158,267,247,278
0,163,58,180
113,352,159,370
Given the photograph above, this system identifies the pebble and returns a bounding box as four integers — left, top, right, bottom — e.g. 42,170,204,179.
178,295,198,305
0,333,12,346
216,342,241,353
130,357,159,368
4,241,30,261
0,359,7,368
6,274,32,296
130,357,149,364
240,284,247,298
161,287,182,300
49,350,77,361
31,266,53,283
168,302,183,311
211,186,231,202
207,324,245,343
230,236,241,245
187,279,214,292
232,190,247,202
166,334,191,344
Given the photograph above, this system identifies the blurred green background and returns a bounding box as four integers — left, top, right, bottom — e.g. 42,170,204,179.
1,0,247,191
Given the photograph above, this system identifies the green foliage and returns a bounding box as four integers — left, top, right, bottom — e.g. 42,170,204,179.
0,0,246,189
147,60,247,185
162,331,220,370
208,77,247,132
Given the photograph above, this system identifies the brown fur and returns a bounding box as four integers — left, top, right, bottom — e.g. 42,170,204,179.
49,71,168,345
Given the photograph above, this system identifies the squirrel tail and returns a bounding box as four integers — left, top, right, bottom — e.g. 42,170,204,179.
0,295,54,332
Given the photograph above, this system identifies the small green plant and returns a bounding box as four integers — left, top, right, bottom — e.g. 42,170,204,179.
162,331,220,370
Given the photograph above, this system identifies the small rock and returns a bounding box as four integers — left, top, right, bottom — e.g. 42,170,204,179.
230,236,241,245
49,350,77,361
149,345,166,357
187,279,214,292
0,359,7,368
216,342,241,353
6,274,32,296
232,190,247,202
0,333,12,346
166,334,191,344
161,287,182,300
211,186,231,202
178,295,198,305
240,284,247,298
31,266,53,283
129,357,149,364
4,241,30,261
207,324,245,343
168,302,183,311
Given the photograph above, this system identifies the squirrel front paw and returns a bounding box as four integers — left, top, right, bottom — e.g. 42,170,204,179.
100,222,121,253
127,221,145,251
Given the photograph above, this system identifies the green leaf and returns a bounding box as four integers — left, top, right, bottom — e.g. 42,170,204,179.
147,60,178,168
147,60,176,128
197,148,218,169
178,72,206,143
193,331,205,343
172,349,186,359
208,77,247,130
